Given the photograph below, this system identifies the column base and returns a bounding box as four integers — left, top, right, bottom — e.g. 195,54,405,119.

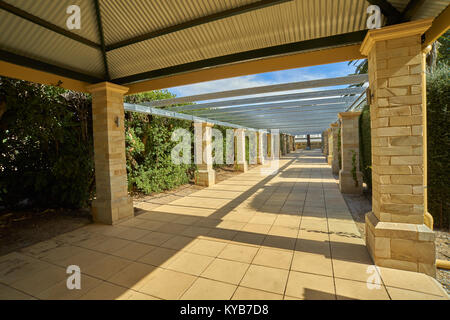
257,157,265,165
195,169,215,186
331,160,340,175
327,155,333,166
365,211,436,277
92,197,134,225
234,162,248,172
339,170,363,194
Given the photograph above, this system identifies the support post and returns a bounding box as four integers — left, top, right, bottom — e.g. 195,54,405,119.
338,112,363,194
195,122,215,186
330,123,340,174
327,128,333,165
257,130,265,165
360,19,436,276
234,128,248,172
87,82,133,225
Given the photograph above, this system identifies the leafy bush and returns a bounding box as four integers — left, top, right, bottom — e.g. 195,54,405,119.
427,64,449,230
0,78,94,208
359,104,372,190
124,92,196,194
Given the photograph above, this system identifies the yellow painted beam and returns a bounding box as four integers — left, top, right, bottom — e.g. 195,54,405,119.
423,4,450,48
0,61,89,93
126,44,364,95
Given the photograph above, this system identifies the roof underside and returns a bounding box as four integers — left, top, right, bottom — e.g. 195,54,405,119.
1,0,448,86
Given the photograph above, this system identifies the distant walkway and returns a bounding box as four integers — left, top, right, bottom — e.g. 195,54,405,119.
0,150,448,300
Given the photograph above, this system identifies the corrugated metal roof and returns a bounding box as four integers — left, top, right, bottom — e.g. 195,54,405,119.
0,0,448,83
106,0,370,79
0,10,105,77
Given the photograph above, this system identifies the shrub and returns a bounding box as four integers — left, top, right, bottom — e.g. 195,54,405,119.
427,64,450,230
359,104,372,191
0,78,94,209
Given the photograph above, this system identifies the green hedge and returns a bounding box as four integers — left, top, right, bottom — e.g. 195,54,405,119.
0,79,197,209
359,104,372,191
0,78,94,208
427,64,449,230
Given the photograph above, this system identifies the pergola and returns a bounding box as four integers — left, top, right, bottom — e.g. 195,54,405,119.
1,0,449,277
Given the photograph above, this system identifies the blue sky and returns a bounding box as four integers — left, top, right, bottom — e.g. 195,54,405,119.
168,61,361,98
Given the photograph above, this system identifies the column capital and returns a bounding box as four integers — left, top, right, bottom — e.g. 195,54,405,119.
360,18,433,56
338,111,361,119
330,122,339,128
87,81,129,94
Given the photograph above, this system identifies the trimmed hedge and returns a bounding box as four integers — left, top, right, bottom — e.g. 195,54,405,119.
427,64,449,230
359,104,372,191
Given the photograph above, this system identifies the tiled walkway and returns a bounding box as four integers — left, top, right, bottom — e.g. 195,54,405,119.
0,150,448,300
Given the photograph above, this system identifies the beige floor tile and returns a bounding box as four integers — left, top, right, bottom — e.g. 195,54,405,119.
181,278,236,300
137,231,174,246
112,242,156,261
160,235,195,250
285,271,335,300
138,268,196,300
114,227,151,241
181,226,212,238
232,287,283,300
38,275,102,300
207,228,238,241
107,262,156,289
240,265,289,294
137,247,179,268
186,239,227,257
10,264,67,296
232,231,266,247
91,237,132,254
156,222,189,235
0,283,36,300
335,278,390,300
387,286,448,300
241,223,271,234
252,247,293,270
126,290,161,300
378,267,446,297
262,235,296,251
134,219,166,231
201,258,249,284
332,260,377,282
268,225,299,238
291,252,333,277
83,255,131,280
54,248,108,270
248,215,276,225
218,243,259,263
79,281,133,300
0,252,54,285
166,252,214,276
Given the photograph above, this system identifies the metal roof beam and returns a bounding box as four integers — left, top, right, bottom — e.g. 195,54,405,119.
0,49,103,83
167,87,365,112
105,0,292,51
192,98,353,115
113,30,367,85
145,74,368,107
94,0,110,80
0,0,101,50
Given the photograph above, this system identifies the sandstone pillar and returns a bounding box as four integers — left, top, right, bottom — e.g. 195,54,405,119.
195,122,215,186
330,123,340,175
87,82,133,225
338,112,363,194
234,128,248,172
360,19,435,276
257,130,265,165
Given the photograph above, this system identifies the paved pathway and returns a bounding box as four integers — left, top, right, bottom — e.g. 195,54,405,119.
0,150,448,300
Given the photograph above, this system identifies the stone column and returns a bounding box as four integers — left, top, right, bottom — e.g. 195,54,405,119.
267,133,274,160
306,134,311,150
87,82,133,225
360,19,435,276
338,112,363,194
286,135,290,154
330,123,340,175
257,130,265,165
195,122,215,186
234,128,248,172
327,128,333,165
292,136,296,151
